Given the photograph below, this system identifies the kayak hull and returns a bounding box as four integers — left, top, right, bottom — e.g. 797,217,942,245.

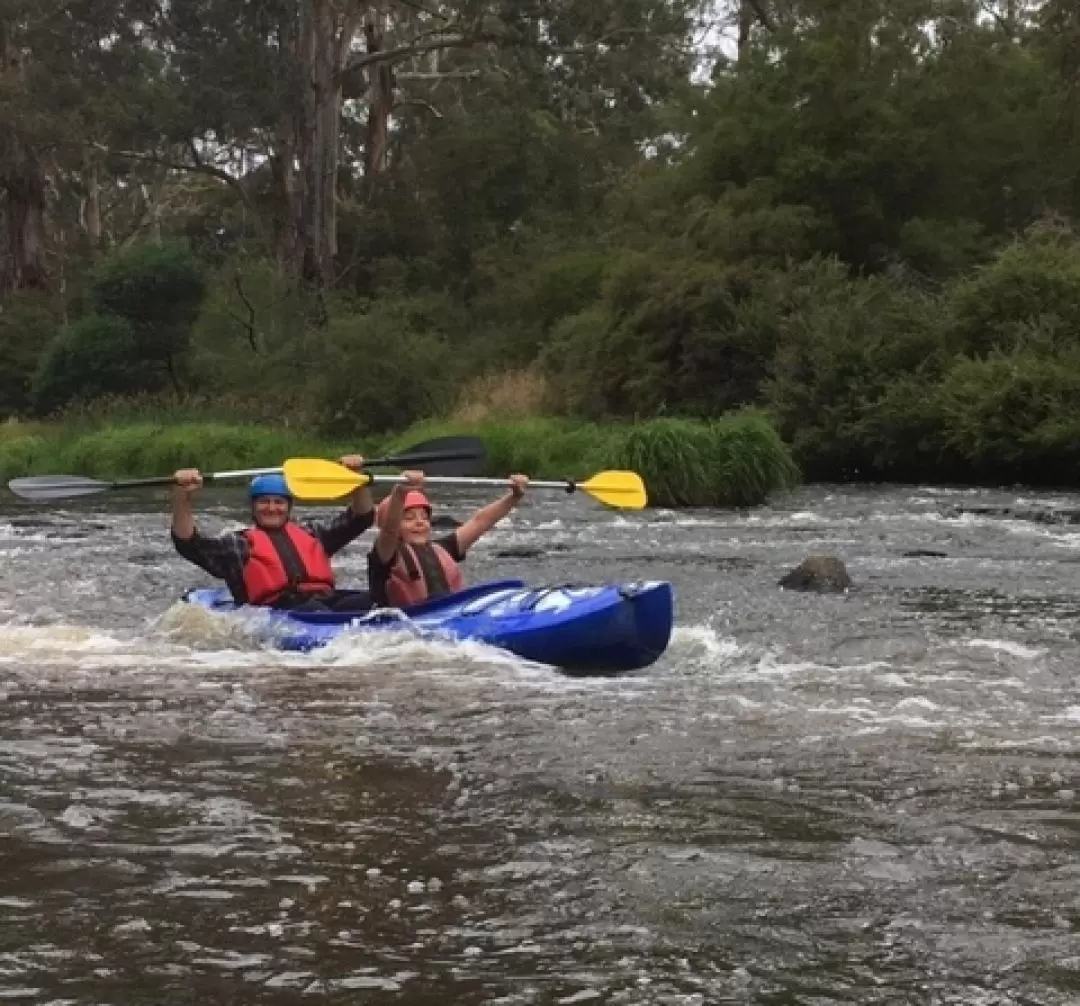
181,578,673,676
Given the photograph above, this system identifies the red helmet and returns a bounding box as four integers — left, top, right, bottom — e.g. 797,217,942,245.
376,490,432,525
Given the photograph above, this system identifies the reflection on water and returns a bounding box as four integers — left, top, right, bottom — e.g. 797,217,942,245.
0,483,1078,1003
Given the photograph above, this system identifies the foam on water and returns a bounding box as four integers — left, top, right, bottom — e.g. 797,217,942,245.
964,638,1045,660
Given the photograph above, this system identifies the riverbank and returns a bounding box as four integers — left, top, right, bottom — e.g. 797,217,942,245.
0,410,799,509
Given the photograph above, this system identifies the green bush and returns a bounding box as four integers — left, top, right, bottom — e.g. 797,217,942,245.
89,240,207,391
942,221,1080,356
185,257,319,424
311,297,459,436
762,260,943,478
32,314,158,415
934,347,1080,482
541,250,780,419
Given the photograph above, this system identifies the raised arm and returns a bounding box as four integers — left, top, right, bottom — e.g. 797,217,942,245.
339,454,375,519
171,468,203,540
454,475,528,553
374,470,425,563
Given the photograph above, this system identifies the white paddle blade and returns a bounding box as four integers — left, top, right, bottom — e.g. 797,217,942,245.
7,475,113,501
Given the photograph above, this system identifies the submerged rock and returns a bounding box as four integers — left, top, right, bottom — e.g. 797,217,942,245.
778,556,851,593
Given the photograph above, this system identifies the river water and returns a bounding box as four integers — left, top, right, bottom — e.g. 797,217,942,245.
0,483,1077,1005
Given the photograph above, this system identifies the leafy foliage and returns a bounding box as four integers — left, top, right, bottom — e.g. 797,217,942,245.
33,314,150,414
12,1,1080,490
0,293,57,416
311,298,460,437
88,241,207,389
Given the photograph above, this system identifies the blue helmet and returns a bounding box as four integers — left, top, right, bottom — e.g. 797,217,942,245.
248,473,293,501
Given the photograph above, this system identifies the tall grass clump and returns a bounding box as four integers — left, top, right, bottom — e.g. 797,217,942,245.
391,411,798,507
609,412,800,507
2,411,800,510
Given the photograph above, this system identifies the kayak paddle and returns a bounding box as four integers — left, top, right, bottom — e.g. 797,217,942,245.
283,460,648,510
5,467,274,502
5,435,487,502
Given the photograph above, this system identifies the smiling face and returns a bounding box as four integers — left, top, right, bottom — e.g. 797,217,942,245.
399,504,432,546
251,494,291,530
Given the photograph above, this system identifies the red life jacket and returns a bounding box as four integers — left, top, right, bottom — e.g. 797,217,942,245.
241,523,335,606
384,541,465,607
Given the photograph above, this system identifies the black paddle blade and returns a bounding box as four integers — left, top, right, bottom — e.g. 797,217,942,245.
371,436,487,476
6,474,114,501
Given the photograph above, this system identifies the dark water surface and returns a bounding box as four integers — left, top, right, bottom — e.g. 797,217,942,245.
1,484,1078,1004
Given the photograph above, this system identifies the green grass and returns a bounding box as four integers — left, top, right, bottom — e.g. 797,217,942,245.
0,421,351,481
1,411,801,508
390,410,801,507
609,411,801,508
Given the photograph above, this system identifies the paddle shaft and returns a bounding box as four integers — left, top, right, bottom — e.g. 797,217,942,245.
371,475,580,492
210,443,485,484
194,445,483,487
120,468,278,489
8,436,487,502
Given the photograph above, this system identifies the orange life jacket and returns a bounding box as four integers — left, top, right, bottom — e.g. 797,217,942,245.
384,541,465,607
241,523,335,606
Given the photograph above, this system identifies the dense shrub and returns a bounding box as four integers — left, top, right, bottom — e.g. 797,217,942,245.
33,314,154,415
934,348,1080,483
942,221,1080,356
759,261,943,478
311,297,459,436
541,250,781,418
89,240,207,390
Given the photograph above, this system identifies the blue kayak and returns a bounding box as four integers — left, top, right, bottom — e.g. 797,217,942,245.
181,578,673,676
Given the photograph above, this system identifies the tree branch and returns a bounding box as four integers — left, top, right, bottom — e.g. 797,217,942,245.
231,272,260,353
396,68,482,81
92,142,253,208
340,34,482,76
396,95,444,118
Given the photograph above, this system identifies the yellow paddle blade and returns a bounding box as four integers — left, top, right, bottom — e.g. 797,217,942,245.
579,470,647,510
282,458,371,502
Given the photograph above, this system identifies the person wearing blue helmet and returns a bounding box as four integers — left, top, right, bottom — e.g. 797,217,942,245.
170,455,376,611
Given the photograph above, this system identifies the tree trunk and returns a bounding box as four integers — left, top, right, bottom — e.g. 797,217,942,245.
82,150,103,254
272,14,304,278
738,0,754,63
296,0,348,289
0,27,48,292
364,18,395,182
0,144,48,291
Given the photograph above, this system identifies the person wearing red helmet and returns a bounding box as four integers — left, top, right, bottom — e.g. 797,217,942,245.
368,469,529,608
171,455,376,611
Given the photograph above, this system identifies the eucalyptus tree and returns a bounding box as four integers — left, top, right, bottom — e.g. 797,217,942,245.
142,0,702,288
0,0,166,291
